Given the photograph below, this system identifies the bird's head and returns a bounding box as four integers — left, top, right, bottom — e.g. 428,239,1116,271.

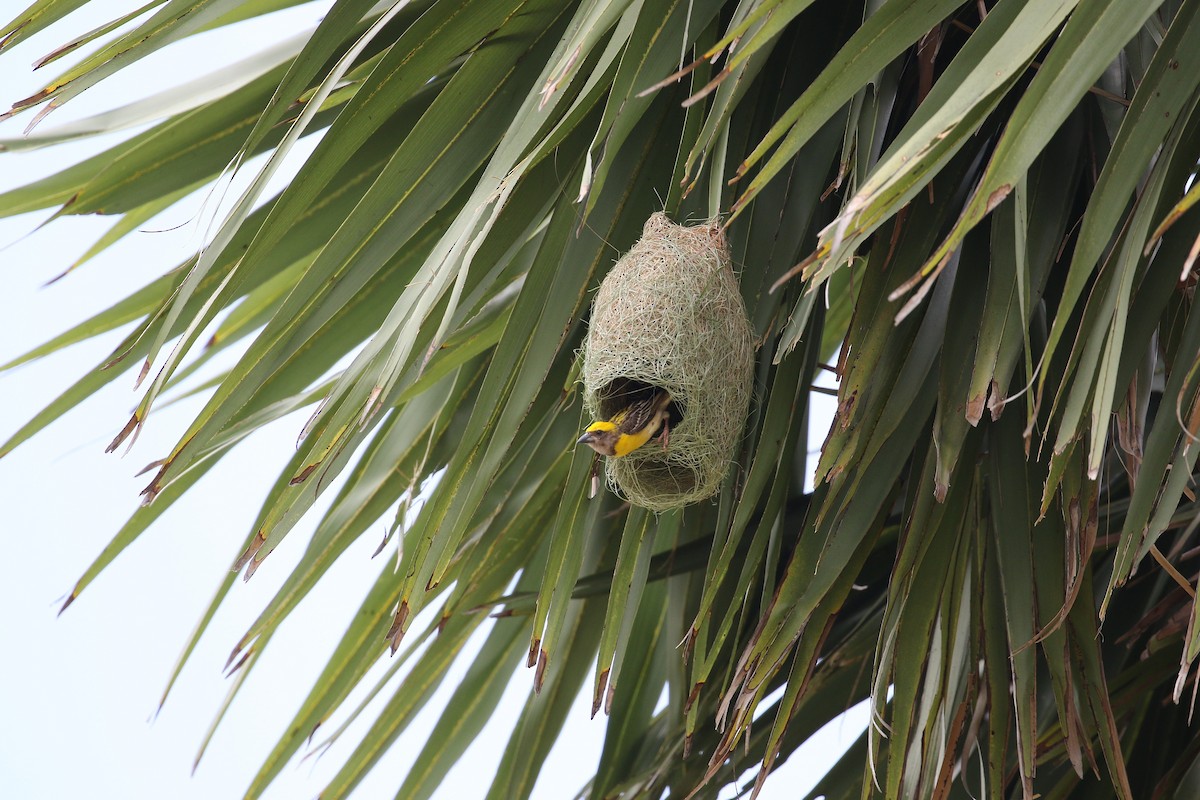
577,420,619,457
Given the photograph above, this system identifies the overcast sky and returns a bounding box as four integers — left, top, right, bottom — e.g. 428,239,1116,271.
0,4,862,798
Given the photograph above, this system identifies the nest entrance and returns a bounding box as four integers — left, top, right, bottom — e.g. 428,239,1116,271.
594,378,686,430
581,213,755,512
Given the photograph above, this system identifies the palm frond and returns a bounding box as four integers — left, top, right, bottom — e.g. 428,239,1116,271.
7,1,1200,798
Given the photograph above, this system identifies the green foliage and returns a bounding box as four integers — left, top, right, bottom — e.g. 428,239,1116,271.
6,0,1200,797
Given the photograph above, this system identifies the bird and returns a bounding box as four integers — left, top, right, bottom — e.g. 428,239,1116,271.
576,389,673,457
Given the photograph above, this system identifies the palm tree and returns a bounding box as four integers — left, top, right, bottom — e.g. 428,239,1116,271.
4,0,1200,797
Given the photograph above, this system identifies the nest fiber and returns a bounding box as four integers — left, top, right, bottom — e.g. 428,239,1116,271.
582,213,755,511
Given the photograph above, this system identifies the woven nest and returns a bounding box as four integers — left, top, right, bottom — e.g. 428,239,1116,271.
581,212,755,511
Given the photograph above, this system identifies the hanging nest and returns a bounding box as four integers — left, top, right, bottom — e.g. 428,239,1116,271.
581,212,755,511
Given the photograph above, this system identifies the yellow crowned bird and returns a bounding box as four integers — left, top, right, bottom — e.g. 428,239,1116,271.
577,389,673,457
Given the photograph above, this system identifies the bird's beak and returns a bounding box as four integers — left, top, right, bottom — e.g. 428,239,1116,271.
576,431,596,446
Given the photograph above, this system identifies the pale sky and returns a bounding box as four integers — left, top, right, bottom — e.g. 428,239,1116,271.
0,4,863,798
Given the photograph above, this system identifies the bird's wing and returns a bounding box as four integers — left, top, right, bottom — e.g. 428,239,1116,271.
618,391,668,434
